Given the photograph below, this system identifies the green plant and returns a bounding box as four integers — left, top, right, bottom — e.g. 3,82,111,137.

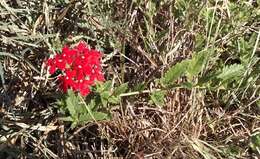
57,81,128,127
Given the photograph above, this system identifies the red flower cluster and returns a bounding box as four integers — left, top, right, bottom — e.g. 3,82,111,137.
46,41,105,96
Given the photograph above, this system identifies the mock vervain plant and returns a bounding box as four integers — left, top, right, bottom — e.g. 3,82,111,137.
46,41,105,96
46,41,128,126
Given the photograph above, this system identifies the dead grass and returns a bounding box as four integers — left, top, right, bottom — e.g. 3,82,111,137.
0,0,259,158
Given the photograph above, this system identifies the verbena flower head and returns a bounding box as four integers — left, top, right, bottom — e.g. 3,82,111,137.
46,41,105,96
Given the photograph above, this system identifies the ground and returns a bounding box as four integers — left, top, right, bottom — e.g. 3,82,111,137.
0,0,260,158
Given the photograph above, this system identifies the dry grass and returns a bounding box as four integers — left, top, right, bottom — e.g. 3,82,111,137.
0,0,259,158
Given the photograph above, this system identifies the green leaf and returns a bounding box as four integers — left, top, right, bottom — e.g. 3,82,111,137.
96,80,112,93
101,91,110,99
100,91,110,106
187,50,208,78
103,81,112,91
217,64,245,82
92,112,109,121
75,104,86,114
113,83,128,96
88,99,97,110
79,111,109,123
108,96,120,104
79,113,93,123
161,60,188,86
150,90,166,107
65,90,78,118
59,116,74,122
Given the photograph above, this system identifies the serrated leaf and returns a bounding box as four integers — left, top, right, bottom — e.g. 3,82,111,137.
79,111,109,123
161,60,188,86
75,104,85,114
217,64,245,81
113,83,128,96
92,112,109,121
59,116,74,122
88,99,96,110
79,113,92,123
96,80,112,93
103,81,112,91
100,91,110,106
150,90,166,107
101,91,110,99
187,50,208,78
56,98,67,112
108,96,120,104
65,89,78,117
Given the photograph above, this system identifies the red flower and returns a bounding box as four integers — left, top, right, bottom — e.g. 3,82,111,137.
47,58,57,74
76,41,89,52
46,41,105,96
